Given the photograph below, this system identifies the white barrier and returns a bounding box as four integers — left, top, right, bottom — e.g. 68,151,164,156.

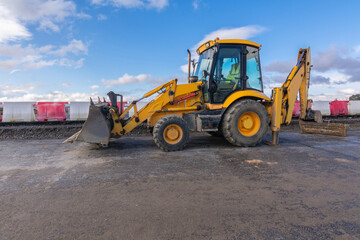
348,101,360,115
3,102,35,122
311,101,330,115
69,102,90,120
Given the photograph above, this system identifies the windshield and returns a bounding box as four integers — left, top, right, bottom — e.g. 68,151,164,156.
246,46,263,91
194,47,216,81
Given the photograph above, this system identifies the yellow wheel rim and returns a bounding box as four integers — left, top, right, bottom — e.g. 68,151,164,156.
163,124,183,144
237,112,261,137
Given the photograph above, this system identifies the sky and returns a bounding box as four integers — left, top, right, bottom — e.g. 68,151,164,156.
0,0,360,102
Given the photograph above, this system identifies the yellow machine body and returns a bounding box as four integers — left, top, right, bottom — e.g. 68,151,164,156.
65,38,338,150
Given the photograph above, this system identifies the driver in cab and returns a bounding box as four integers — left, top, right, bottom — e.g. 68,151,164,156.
218,62,240,90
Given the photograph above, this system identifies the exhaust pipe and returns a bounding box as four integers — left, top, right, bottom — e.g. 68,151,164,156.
187,49,191,83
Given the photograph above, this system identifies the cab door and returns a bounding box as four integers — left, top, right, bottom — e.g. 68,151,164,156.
209,45,263,103
210,45,244,103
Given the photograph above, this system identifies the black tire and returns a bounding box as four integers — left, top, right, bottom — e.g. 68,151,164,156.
153,115,190,152
222,99,269,147
207,130,223,137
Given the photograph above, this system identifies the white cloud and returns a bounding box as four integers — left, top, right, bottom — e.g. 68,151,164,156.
339,88,359,95
193,0,201,10
61,81,71,88
313,70,350,85
355,45,360,53
0,83,99,102
58,58,85,69
90,85,100,89
10,69,21,74
180,25,266,75
50,39,88,56
180,64,188,74
147,0,168,9
0,1,89,71
102,73,152,87
0,83,36,96
0,91,100,102
0,4,31,43
76,12,92,19
310,89,360,101
262,45,360,101
2,0,77,33
97,14,107,21
264,45,360,86
0,74,188,102
91,0,169,10
0,39,88,71
193,25,266,51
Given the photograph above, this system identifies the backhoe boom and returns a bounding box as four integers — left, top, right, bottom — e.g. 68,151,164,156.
270,47,321,144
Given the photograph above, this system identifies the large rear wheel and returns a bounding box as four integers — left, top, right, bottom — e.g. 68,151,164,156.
222,99,269,147
153,115,190,151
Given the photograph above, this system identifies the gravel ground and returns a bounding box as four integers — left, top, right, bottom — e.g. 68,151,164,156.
0,129,359,239
0,122,149,140
1,117,359,140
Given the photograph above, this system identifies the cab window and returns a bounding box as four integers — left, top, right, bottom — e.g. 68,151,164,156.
246,46,263,91
212,46,242,103
194,47,216,81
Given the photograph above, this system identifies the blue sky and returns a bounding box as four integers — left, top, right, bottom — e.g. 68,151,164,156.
0,0,360,102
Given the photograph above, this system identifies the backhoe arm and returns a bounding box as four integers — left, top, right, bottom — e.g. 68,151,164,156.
270,47,319,144
282,47,312,123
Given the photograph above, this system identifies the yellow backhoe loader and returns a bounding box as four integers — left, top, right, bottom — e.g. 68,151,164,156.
65,38,345,151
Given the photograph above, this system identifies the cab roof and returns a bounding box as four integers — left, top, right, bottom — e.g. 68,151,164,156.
196,39,261,55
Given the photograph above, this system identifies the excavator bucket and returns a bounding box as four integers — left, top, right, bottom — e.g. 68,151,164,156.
64,102,112,146
299,121,348,137
298,110,348,136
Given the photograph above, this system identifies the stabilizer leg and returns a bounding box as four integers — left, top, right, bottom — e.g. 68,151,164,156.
271,131,279,145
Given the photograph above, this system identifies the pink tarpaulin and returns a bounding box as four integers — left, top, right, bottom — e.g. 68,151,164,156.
330,101,349,116
292,101,312,116
36,102,68,121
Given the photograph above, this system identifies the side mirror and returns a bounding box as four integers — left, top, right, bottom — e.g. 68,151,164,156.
189,76,198,83
202,70,209,79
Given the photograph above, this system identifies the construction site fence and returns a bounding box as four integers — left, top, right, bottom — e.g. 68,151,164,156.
0,100,359,122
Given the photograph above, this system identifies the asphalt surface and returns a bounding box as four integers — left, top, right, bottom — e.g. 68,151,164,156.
0,130,359,240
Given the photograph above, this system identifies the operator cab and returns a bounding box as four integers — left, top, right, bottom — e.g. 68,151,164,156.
193,39,263,103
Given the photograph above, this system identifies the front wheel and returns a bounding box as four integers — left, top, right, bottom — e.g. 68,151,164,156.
222,99,269,147
153,115,190,152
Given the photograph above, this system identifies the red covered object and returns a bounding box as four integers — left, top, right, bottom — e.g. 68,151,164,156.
117,101,127,113
330,101,349,116
109,101,127,113
292,101,300,116
36,102,67,121
292,101,312,116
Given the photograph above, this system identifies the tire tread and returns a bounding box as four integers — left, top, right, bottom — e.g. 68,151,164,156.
153,115,190,152
222,99,269,147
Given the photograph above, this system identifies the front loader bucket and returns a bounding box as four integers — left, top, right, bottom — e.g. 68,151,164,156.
64,104,111,146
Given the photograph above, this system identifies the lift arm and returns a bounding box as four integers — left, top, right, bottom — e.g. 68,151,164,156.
110,79,203,138
65,78,203,146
